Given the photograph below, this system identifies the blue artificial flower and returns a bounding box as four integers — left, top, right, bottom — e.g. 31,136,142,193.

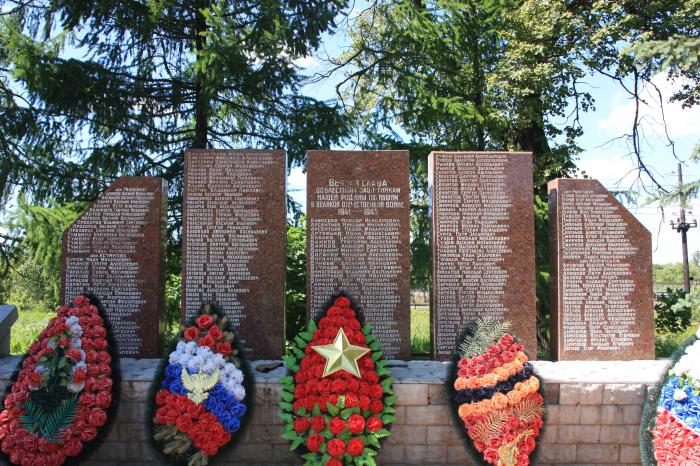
657,376,700,436
203,383,246,433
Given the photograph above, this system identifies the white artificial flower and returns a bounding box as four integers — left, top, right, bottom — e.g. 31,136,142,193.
67,382,85,393
671,339,700,384
674,389,688,401
232,384,245,401
35,364,48,374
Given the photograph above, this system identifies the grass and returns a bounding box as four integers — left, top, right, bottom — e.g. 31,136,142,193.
11,310,54,355
656,326,697,358
411,305,430,354
12,303,692,359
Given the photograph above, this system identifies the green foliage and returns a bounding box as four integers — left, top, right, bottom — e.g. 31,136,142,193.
533,196,550,357
3,198,85,306
410,306,430,354
11,309,53,355
631,0,700,108
20,394,78,442
0,0,352,277
653,262,700,290
163,273,182,348
286,218,307,345
458,317,511,358
654,288,692,334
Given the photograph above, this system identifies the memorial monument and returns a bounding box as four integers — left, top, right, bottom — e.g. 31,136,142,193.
306,150,411,359
429,151,537,359
182,149,286,359
61,176,166,357
548,178,654,360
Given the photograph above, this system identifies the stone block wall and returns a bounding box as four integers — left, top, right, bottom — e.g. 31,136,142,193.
0,358,668,466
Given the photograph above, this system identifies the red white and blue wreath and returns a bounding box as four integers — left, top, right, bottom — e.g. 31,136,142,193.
0,295,116,466
151,302,249,466
280,295,395,466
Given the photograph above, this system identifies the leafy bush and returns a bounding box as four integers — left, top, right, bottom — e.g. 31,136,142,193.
163,273,182,348
286,219,306,346
655,287,692,334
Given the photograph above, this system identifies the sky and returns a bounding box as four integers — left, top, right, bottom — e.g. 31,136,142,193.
286,8,700,265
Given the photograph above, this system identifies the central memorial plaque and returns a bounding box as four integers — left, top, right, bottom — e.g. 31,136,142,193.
548,178,654,360
429,152,537,359
306,150,411,359
61,176,166,357
182,149,286,359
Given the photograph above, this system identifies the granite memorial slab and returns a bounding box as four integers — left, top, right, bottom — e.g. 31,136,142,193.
182,149,286,359
61,176,166,357
429,151,537,359
306,150,411,359
548,178,654,360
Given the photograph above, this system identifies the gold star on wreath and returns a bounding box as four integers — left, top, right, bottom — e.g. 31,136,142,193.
311,327,370,378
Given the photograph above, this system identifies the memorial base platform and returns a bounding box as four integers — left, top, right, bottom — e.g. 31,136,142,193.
0,358,667,466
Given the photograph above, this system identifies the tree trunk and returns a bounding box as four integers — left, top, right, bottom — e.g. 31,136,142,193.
193,0,209,149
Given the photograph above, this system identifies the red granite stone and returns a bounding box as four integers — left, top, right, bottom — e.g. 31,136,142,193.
306,150,411,359
429,152,538,360
548,178,654,360
61,177,166,357
182,149,286,359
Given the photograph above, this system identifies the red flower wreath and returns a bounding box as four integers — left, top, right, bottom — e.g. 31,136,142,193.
0,296,114,466
279,296,395,465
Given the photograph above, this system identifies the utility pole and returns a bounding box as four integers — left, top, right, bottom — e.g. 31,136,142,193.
670,162,697,292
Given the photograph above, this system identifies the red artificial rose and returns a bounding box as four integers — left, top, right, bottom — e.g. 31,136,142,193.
347,437,365,456
293,417,310,434
155,407,170,425
57,337,71,348
325,460,343,466
88,407,108,427
328,416,346,435
196,314,214,329
208,325,223,341
64,438,82,457
96,351,111,364
216,342,233,356
369,399,383,413
327,438,346,458
310,415,326,431
306,434,324,452
199,335,214,348
304,396,318,411
348,413,365,434
358,395,371,411
344,392,359,408
370,384,384,399
484,448,499,463
334,297,350,308
184,326,200,342
507,417,520,429
73,368,87,385
331,379,347,394
327,306,343,317
65,347,82,362
176,415,193,433
95,391,111,409
79,425,97,442
27,371,42,388
366,416,383,432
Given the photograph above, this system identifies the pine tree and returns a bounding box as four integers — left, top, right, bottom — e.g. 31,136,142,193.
0,0,350,214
